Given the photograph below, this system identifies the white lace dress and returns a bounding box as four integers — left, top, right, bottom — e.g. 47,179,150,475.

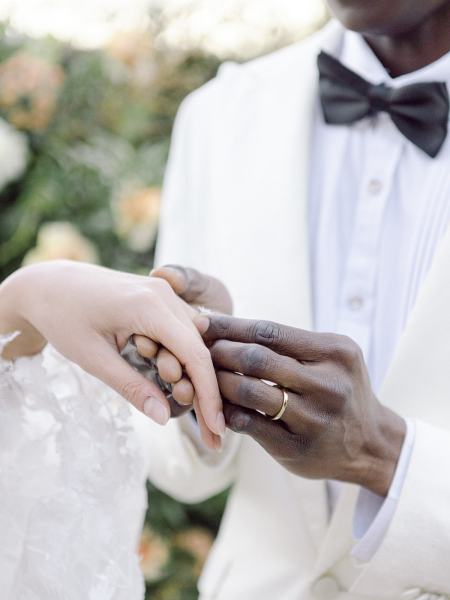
0,337,152,600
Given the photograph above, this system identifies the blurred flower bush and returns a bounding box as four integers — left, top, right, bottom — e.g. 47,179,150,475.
0,17,221,280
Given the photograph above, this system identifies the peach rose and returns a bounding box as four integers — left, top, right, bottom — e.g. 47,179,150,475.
112,186,160,252
138,525,170,582
0,52,64,131
106,31,157,87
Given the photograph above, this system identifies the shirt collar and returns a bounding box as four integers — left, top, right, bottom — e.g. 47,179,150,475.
339,29,450,88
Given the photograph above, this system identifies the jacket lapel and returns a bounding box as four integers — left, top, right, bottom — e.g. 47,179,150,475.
206,21,344,331
312,222,450,579
379,223,450,423
270,21,348,552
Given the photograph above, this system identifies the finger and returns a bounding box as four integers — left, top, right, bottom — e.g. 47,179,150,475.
86,337,170,425
150,265,202,300
201,314,327,360
156,348,183,383
210,340,314,393
134,335,159,359
217,371,304,430
147,304,225,438
193,394,222,451
151,265,233,314
172,377,195,406
223,402,293,454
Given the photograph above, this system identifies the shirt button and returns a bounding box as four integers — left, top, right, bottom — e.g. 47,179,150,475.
347,295,364,311
311,576,340,600
368,178,383,195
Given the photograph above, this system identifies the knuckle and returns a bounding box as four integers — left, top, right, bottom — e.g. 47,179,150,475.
209,340,225,361
185,268,208,296
212,316,232,338
119,379,145,404
251,320,281,345
242,344,271,372
325,334,345,358
327,334,361,364
191,343,212,364
237,377,259,404
338,377,354,400
229,410,251,433
340,336,363,368
322,375,352,407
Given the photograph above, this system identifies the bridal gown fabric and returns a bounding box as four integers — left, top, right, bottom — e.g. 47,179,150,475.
0,335,155,600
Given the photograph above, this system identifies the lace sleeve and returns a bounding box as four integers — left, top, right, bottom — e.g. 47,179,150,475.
0,335,147,600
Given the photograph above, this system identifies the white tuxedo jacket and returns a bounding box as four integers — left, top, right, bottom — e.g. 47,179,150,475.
138,20,450,600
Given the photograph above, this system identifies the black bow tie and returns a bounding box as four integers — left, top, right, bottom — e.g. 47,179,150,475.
317,51,449,158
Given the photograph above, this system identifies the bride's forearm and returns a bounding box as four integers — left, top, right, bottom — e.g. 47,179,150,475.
0,267,47,360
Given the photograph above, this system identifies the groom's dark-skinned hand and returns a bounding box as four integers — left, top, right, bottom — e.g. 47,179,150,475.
196,314,406,497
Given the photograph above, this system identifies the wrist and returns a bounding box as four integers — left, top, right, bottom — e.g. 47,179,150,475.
0,266,47,359
359,406,407,497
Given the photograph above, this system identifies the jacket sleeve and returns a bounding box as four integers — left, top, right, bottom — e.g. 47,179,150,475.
143,81,242,503
138,414,240,504
350,418,450,599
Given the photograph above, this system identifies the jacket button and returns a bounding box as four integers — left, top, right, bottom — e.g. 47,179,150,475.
311,576,340,600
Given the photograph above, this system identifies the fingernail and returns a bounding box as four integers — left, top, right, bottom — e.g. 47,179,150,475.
143,397,170,425
216,412,226,436
195,315,210,334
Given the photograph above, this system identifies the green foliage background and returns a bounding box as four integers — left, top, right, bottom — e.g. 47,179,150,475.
0,8,326,598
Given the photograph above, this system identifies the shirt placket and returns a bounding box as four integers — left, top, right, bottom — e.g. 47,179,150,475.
336,121,401,361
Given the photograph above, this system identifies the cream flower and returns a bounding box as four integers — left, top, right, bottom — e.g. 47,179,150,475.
106,30,157,87
22,222,99,265
112,186,160,252
0,118,28,192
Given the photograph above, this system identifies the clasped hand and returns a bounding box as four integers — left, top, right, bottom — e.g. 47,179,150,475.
150,266,406,497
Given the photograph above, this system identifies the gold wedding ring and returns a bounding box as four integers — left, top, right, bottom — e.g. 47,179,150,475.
270,387,289,421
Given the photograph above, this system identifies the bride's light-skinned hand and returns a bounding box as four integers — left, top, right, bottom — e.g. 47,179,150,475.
0,260,225,448
134,265,233,420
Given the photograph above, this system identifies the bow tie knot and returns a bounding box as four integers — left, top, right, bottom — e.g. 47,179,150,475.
368,83,390,113
317,51,449,158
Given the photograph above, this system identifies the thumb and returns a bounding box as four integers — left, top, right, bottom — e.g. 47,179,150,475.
85,339,171,425
150,265,205,302
151,265,233,314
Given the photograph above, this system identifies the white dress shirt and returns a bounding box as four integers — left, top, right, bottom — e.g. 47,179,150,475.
310,30,450,557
